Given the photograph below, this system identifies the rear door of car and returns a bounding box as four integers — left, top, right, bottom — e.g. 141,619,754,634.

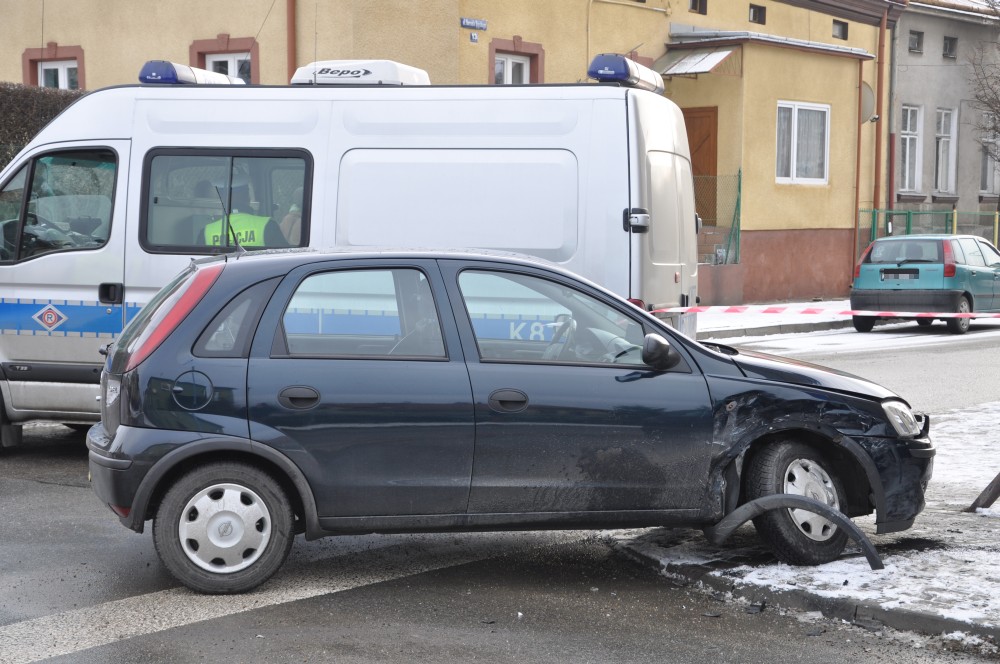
974,239,1000,311
438,259,715,515
956,238,996,310
246,258,475,518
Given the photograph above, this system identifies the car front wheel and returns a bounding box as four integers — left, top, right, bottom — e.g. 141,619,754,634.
153,462,295,594
745,440,849,565
946,296,971,335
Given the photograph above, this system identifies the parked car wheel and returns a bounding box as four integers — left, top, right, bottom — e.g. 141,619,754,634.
852,316,875,333
153,462,294,594
746,440,849,565
946,296,971,335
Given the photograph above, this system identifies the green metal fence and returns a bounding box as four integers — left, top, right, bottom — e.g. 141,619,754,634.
857,208,1000,258
695,170,741,264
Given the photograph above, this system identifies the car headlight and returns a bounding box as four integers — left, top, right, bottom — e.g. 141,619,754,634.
883,400,921,437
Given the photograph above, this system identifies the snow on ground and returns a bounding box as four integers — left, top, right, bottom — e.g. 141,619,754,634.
619,400,1000,633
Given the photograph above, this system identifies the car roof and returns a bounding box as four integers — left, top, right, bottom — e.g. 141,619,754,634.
872,234,979,242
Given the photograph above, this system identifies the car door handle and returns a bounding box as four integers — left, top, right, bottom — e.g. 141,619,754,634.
488,389,528,413
278,386,320,410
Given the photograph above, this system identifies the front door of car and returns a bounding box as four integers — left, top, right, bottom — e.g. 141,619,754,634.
247,260,475,518
439,261,716,515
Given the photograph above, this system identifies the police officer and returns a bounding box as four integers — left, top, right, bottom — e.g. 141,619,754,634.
202,178,286,248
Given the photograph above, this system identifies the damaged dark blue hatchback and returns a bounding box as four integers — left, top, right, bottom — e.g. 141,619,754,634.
87,250,934,593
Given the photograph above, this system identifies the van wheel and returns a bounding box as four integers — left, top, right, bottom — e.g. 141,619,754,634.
746,440,849,565
852,316,875,332
946,296,971,335
153,462,294,594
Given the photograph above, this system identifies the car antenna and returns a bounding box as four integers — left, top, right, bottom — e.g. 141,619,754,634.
213,185,248,256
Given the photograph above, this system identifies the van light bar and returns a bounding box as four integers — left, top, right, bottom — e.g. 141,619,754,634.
290,60,431,86
587,54,664,95
138,60,246,85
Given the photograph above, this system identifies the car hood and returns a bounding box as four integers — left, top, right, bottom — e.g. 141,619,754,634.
728,348,899,401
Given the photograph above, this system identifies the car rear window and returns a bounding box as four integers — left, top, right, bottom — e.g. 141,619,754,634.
867,240,941,263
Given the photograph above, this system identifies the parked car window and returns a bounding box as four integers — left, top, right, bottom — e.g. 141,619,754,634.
958,238,987,267
979,240,1000,267
0,149,116,262
196,278,278,357
458,270,646,365
280,268,444,358
867,239,940,263
142,149,310,252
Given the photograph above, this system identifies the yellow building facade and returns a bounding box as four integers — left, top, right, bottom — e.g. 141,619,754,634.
0,0,901,303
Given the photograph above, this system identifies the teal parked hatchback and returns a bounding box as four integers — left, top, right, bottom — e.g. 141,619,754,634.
850,234,1000,334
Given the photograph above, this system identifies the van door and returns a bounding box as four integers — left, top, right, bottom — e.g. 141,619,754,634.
0,142,129,421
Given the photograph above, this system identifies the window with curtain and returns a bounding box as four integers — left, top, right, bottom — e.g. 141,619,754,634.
935,109,955,193
775,101,829,184
900,105,921,192
982,113,998,194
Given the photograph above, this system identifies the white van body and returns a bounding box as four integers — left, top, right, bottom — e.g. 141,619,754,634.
0,61,698,442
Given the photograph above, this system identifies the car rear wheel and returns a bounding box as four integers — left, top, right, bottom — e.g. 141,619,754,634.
745,440,849,565
946,296,971,335
852,315,875,332
153,462,294,594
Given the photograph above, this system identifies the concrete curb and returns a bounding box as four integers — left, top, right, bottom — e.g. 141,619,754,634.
616,544,1000,643
696,319,855,341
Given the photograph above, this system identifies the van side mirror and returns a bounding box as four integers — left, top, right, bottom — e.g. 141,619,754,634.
641,333,681,371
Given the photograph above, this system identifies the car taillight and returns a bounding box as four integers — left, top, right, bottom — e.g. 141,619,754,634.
854,242,874,279
943,240,956,277
627,298,646,310
125,263,224,372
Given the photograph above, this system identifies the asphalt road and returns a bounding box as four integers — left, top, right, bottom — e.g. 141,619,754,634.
1,326,997,663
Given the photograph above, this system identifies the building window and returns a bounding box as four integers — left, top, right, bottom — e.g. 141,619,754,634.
689,0,707,15
749,4,766,24
943,36,958,59
190,34,259,84
832,20,849,40
776,101,830,184
21,43,85,90
982,114,999,194
495,53,531,85
935,109,956,192
38,60,78,90
489,36,544,84
205,52,251,84
909,31,924,53
900,105,921,192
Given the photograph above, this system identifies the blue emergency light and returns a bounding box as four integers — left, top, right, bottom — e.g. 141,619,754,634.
587,54,664,95
138,60,246,85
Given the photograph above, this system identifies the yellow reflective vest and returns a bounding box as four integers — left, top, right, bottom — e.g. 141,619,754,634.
203,213,271,247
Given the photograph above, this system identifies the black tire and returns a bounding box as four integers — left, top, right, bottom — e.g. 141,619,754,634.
946,296,971,335
746,440,849,565
915,318,933,327
852,315,875,333
153,462,294,594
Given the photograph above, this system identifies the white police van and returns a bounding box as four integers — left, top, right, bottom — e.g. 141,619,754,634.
0,54,699,446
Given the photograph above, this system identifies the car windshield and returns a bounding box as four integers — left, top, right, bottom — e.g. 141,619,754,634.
867,240,941,263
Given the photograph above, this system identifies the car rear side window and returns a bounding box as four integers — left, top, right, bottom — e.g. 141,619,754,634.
958,238,987,267
279,268,444,359
195,278,279,357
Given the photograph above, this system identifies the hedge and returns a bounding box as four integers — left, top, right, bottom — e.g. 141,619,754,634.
0,83,84,168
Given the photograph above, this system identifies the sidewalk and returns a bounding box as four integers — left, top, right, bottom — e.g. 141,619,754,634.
619,303,1000,652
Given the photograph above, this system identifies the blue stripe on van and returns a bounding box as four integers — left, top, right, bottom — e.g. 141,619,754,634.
0,299,141,337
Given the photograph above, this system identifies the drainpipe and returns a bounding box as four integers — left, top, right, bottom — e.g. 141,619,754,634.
872,7,888,212
286,0,297,82
853,58,864,271
887,20,899,212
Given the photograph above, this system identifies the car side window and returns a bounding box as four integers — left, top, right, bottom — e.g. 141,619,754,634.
958,238,987,267
280,268,444,358
0,149,116,262
979,241,1000,268
458,270,646,365
143,149,310,252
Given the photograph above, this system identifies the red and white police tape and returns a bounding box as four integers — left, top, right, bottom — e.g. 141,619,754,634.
649,305,1000,319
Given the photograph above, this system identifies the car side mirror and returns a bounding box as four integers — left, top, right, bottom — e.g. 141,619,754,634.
641,333,681,371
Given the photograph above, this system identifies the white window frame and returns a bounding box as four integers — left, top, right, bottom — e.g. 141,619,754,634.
494,53,531,85
205,52,251,83
775,101,830,185
982,113,999,195
900,105,922,192
37,59,78,90
935,108,957,193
